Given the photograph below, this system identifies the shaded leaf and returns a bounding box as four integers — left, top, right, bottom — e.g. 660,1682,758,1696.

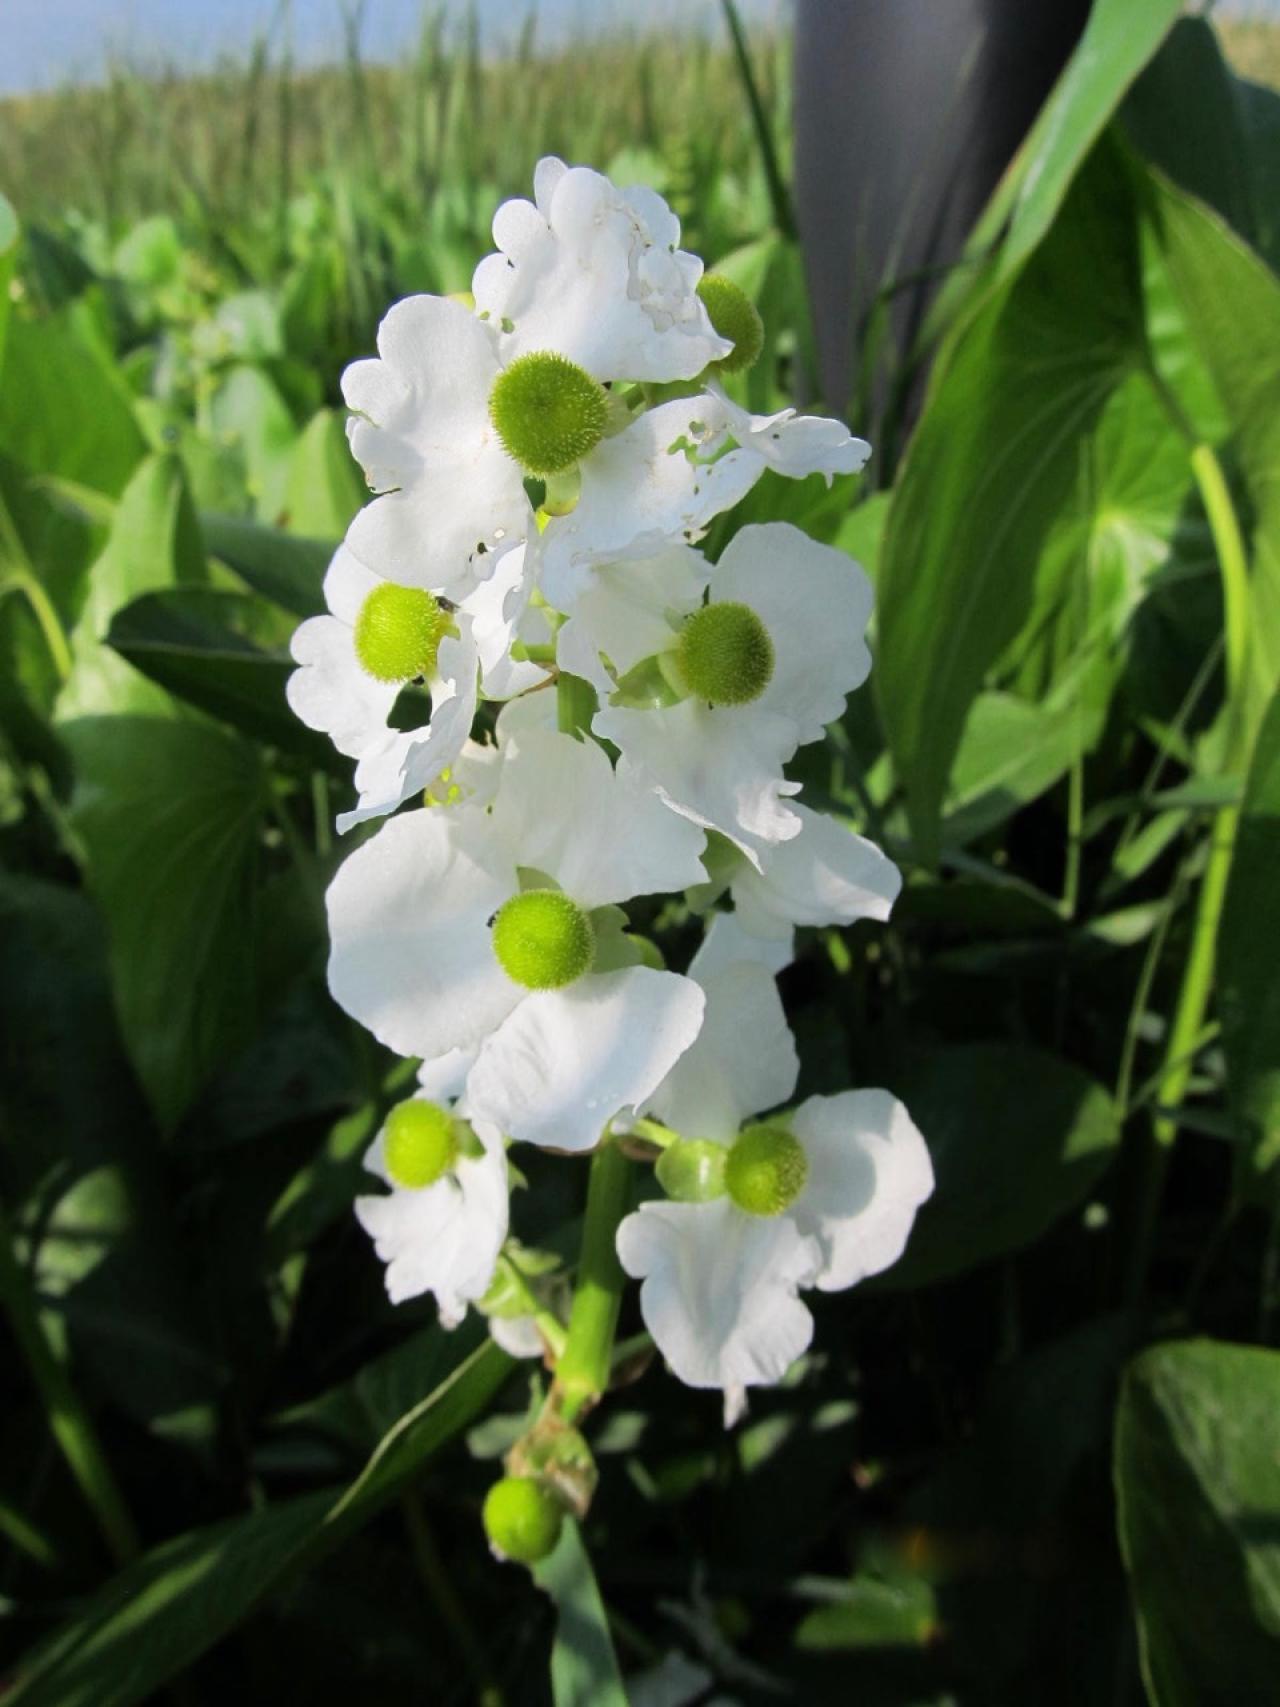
203,510,330,618
881,1044,1119,1288
532,1518,629,1707
1115,1338,1280,1707
60,716,266,1133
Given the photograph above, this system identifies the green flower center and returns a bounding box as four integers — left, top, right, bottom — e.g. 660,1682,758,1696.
697,274,765,374
383,1099,459,1189
482,1476,563,1564
489,351,608,475
724,1124,808,1217
677,601,774,706
353,584,446,683
492,889,595,991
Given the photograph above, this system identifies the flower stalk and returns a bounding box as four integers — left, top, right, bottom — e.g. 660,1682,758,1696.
554,1140,633,1424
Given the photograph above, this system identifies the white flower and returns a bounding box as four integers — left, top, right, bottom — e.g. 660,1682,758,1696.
355,1092,508,1323
325,727,708,1151
472,156,731,382
343,296,531,597
488,1314,547,1359
702,382,871,485
728,803,902,943
554,544,709,695
690,910,794,979
595,523,874,863
617,952,932,1421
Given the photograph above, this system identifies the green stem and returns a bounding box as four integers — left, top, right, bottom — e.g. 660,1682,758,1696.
1,570,73,683
555,1142,632,1425
495,1253,567,1361
718,0,795,239
0,1203,139,1564
1123,396,1255,1302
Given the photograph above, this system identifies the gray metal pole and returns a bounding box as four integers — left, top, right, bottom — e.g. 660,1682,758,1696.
793,0,1092,430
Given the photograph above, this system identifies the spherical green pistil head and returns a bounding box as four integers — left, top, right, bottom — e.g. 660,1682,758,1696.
725,1124,808,1217
383,1100,459,1190
492,889,595,991
697,274,765,374
677,601,775,706
482,1476,564,1564
489,351,608,476
353,584,446,683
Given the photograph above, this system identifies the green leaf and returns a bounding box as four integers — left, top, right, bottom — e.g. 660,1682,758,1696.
285,408,367,538
105,587,339,764
0,309,146,499
203,510,330,618
991,0,1182,283
878,142,1145,858
941,687,1104,846
0,191,18,376
56,454,207,720
60,716,266,1133
794,1573,937,1651
1125,17,1280,273
1115,1338,1280,1706
1218,689,1280,1174
8,1339,510,1707
532,1518,629,1707
880,1044,1120,1288
209,364,298,527
1141,164,1280,737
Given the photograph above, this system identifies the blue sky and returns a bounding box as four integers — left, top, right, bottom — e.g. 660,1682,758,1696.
4,0,785,95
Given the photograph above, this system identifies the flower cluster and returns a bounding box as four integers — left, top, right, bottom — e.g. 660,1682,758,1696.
289,157,932,1544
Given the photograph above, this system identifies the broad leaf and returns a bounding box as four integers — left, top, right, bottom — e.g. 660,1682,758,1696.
1218,689,1280,1174
60,716,266,1133
285,408,367,538
203,511,330,618
56,454,206,720
1115,1338,1280,1706
106,586,339,765
209,365,297,527
878,143,1145,857
0,308,145,498
8,1339,510,1707
1141,164,1280,740
880,1044,1120,1288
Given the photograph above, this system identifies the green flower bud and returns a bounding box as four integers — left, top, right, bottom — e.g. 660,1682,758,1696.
353,584,447,683
724,1123,808,1217
697,274,765,374
656,1138,728,1203
677,601,775,706
489,351,608,475
482,1476,564,1564
492,889,595,991
383,1100,460,1189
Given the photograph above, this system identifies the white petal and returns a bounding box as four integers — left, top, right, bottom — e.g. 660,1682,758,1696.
466,966,706,1153
707,384,871,484
790,1090,934,1293
595,699,802,868
712,523,874,745
472,165,730,382
287,614,398,760
731,803,901,940
460,540,545,700
690,911,795,979
336,624,480,832
617,1198,819,1397
647,960,797,1143
488,1314,547,1359
491,725,707,909
554,546,708,693
356,1116,508,1319
417,1046,478,1104
322,542,382,626
342,296,530,596
538,398,760,612
326,807,519,1059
